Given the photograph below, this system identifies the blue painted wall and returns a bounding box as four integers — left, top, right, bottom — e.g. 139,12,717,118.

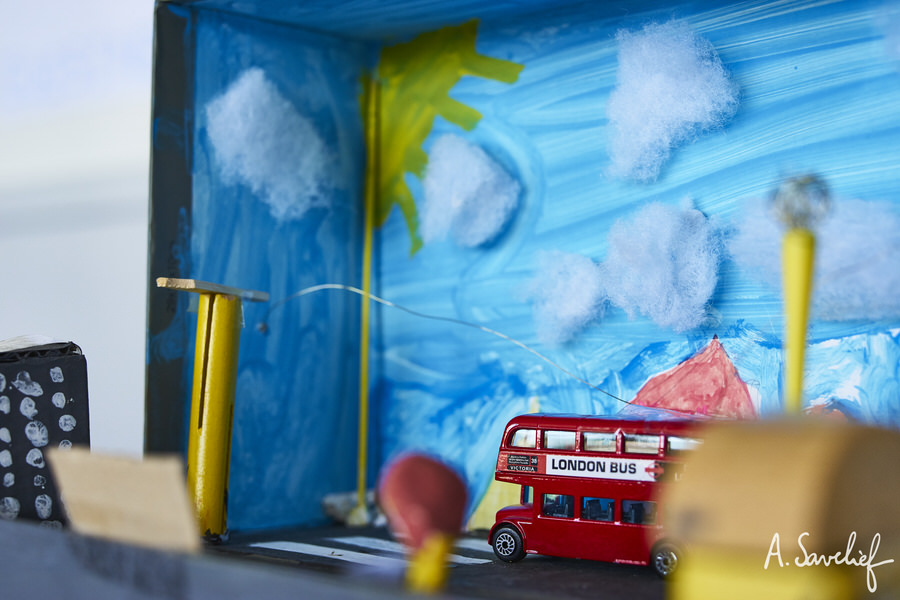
373,0,900,516
159,0,900,530
187,9,372,530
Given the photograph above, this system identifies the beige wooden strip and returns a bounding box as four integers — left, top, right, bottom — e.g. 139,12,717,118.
156,277,269,302
48,447,202,554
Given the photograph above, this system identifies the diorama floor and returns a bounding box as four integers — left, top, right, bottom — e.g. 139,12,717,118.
212,525,665,600
0,518,663,599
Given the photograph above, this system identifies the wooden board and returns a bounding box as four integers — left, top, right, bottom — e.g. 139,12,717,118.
48,447,201,554
156,277,269,302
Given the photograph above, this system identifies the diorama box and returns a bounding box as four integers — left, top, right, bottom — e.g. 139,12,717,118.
147,0,900,534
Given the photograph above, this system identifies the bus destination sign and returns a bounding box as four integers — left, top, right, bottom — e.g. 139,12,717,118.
506,454,539,472
546,455,659,483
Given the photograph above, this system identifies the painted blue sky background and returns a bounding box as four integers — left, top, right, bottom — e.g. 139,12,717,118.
162,0,900,530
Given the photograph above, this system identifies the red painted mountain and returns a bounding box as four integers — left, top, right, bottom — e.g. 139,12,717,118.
631,336,756,419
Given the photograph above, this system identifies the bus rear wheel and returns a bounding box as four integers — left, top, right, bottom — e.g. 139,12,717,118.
492,526,525,562
651,542,680,578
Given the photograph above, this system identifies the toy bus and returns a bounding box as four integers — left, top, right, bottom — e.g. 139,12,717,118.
488,414,702,577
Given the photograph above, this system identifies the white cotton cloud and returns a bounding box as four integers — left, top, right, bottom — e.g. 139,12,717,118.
602,202,722,331
525,203,722,342
606,21,739,181
421,134,520,247
205,68,332,221
729,198,900,321
524,251,606,345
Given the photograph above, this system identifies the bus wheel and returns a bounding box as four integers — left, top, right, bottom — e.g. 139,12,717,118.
492,526,525,562
651,542,680,578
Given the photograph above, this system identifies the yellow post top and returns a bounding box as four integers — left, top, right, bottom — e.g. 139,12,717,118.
156,277,269,303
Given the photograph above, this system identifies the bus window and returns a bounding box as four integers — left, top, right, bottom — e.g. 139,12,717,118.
581,497,614,522
543,430,576,450
622,500,656,525
542,494,575,519
624,434,660,454
521,485,532,504
667,435,702,454
582,432,617,453
510,428,537,448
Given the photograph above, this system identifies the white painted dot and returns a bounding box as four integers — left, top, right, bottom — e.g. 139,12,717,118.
58,439,72,450
0,373,5,392
24,421,49,448
51,392,66,409
12,371,42,397
58,415,76,432
49,367,64,383
0,428,10,444
33,474,46,488
40,520,63,530
0,396,9,414
2,473,13,488
0,450,11,468
35,494,52,519
0,497,20,520
25,448,44,469
19,397,37,419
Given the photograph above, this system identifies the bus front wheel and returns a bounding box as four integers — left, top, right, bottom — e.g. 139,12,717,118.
492,526,525,562
650,542,681,578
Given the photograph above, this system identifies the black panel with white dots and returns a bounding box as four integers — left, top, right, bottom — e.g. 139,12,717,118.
0,342,90,526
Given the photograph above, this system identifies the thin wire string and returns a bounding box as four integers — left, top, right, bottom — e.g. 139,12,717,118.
259,283,705,418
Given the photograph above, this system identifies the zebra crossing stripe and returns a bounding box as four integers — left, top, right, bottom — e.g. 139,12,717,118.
250,541,407,569
332,536,491,565
453,538,493,554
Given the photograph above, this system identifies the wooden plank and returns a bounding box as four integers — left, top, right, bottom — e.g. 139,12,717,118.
48,447,202,554
156,277,269,302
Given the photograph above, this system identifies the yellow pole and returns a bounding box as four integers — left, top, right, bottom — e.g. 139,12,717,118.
349,76,378,524
186,292,241,538
782,228,815,414
156,277,268,539
773,175,829,415
407,534,454,594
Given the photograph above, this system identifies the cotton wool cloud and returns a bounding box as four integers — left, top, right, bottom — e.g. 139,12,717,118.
525,251,606,345
421,134,521,247
606,21,739,181
602,202,722,331
526,203,722,343
205,68,333,221
729,198,900,321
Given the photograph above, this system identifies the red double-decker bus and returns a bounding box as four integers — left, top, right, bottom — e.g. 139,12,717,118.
488,414,702,577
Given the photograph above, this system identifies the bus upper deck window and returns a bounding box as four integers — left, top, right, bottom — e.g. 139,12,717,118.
624,434,660,454
667,436,702,454
510,428,536,448
582,432,617,453
543,430,576,450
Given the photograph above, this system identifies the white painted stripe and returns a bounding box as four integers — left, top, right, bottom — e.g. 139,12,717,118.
326,536,405,555
331,536,492,565
453,538,493,554
249,541,406,569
